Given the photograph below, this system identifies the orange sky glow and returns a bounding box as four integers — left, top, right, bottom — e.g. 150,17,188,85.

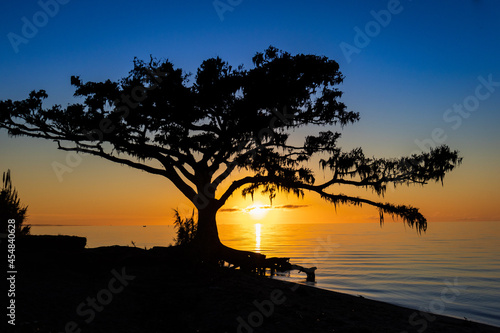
2,134,499,228
1,0,500,235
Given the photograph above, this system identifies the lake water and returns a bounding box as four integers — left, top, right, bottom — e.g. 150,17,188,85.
30,221,500,328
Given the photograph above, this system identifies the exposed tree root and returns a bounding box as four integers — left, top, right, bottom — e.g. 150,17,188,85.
188,239,316,281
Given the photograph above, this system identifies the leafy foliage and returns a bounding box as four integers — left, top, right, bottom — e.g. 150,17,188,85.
0,47,463,234
1,170,30,235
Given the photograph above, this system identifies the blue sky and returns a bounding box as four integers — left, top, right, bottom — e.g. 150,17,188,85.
1,0,500,225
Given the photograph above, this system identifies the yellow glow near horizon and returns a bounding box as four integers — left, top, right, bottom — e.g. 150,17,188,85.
246,203,269,220
2,138,500,227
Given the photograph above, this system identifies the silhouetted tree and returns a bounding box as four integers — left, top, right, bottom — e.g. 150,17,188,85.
0,47,461,262
1,170,30,235
173,209,197,246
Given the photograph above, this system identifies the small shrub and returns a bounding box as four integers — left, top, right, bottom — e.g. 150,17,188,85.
173,209,197,246
0,170,30,235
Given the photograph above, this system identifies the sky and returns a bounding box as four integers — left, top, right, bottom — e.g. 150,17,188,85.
1,0,499,227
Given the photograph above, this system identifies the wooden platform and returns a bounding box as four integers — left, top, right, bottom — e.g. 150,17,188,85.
219,253,317,282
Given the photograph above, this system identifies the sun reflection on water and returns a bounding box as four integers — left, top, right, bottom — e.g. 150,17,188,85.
255,223,261,252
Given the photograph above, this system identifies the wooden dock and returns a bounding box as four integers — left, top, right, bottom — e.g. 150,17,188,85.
219,252,317,282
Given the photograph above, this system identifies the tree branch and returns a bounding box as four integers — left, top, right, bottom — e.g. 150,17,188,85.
217,173,428,232
217,175,269,208
56,143,198,202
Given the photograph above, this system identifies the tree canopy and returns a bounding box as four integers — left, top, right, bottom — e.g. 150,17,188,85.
0,46,462,237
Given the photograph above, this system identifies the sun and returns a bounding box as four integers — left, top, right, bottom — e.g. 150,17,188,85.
246,203,269,220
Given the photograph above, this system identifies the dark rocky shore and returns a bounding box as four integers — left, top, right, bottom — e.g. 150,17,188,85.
14,236,500,333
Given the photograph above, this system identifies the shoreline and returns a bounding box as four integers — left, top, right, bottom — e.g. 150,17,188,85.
294,278,497,329
16,240,500,332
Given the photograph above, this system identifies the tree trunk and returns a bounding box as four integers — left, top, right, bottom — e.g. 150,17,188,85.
191,202,266,269
193,203,222,252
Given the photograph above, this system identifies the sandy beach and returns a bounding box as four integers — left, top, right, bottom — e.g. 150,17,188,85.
15,238,500,333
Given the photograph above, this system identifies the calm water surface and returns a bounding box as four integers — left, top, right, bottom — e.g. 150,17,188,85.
31,221,500,327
